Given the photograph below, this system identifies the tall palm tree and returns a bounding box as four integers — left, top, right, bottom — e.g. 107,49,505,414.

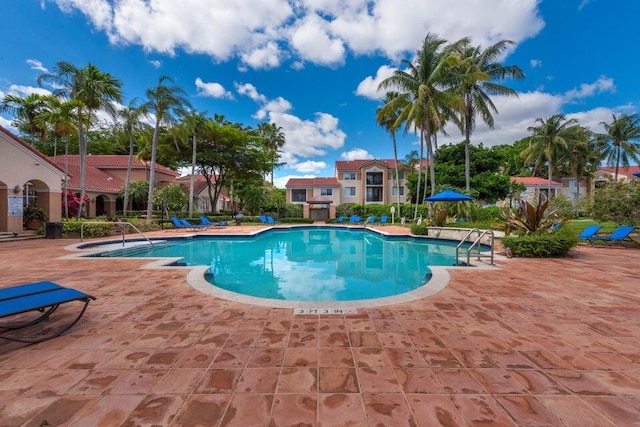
0,93,49,145
181,111,207,217
522,114,581,197
257,122,286,186
143,76,191,222
117,99,148,216
596,113,640,182
379,33,462,218
376,91,405,216
566,129,600,200
37,96,81,218
38,61,123,218
454,38,524,191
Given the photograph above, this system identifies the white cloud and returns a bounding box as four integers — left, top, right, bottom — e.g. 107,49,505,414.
195,77,233,99
48,0,544,67
0,115,16,130
149,59,162,68
341,148,373,160
294,160,327,173
355,65,395,100
26,59,49,73
236,82,347,161
529,59,542,68
563,76,615,102
240,42,282,69
5,84,51,97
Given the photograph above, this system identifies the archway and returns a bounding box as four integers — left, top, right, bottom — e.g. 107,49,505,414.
96,195,106,216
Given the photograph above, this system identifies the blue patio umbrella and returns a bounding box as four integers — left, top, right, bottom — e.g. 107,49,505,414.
424,189,474,202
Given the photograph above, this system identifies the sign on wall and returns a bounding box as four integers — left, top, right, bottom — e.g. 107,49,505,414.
8,196,23,216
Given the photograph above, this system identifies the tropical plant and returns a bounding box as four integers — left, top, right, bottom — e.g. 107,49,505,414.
0,93,49,145
591,182,640,225
257,122,286,187
38,61,123,219
154,184,189,213
378,33,462,218
120,180,149,213
595,113,640,182
522,114,582,196
503,193,559,235
117,99,148,216
453,38,524,191
376,91,405,216
61,190,89,217
502,231,577,257
142,75,191,222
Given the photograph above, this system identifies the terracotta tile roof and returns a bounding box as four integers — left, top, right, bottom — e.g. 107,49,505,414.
285,177,340,188
335,159,403,171
0,126,65,174
61,155,179,177
598,166,640,176
510,176,562,187
54,162,125,193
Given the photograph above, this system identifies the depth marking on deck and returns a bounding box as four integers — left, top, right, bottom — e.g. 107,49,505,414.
294,308,357,315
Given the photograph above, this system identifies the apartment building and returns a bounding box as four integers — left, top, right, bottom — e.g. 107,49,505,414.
285,159,407,220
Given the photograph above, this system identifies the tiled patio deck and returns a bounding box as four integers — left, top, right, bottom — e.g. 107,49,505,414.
0,225,639,426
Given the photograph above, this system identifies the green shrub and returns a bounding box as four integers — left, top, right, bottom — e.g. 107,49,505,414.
280,217,314,224
502,231,578,257
62,218,114,238
410,223,429,236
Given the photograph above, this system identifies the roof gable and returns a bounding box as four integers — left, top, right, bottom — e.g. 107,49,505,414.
0,126,65,175
286,177,339,188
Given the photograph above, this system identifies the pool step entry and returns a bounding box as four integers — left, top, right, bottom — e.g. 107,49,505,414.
455,229,494,266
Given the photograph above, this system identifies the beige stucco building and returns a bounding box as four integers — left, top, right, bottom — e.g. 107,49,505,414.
0,126,65,233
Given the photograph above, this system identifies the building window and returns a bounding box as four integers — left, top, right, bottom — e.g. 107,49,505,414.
366,172,383,185
320,188,333,196
344,187,356,197
392,170,404,180
343,172,356,180
366,187,383,202
291,189,307,202
392,186,405,196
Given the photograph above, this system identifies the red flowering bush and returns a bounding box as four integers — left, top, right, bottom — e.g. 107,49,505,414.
62,190,89,217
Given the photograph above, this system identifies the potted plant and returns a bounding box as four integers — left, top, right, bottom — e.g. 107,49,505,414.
23,205,48,230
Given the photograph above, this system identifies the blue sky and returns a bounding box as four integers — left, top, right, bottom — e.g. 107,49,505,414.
1,0,637,187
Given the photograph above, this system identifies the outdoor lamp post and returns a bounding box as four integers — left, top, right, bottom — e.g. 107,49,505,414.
390,205,395,224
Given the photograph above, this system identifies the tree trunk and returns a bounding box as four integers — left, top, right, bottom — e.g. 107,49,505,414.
413,128,424,221
77,121,87,220
391,133,401,221
146,120,160,223
464,102,472,192
189,132,197,217
63,139,69,219
123,134,134,216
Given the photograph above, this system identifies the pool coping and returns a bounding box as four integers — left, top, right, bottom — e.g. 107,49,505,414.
61,225,500,309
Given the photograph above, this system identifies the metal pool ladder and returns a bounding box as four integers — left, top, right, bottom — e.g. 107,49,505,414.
80,221,155,247
455,228,494,266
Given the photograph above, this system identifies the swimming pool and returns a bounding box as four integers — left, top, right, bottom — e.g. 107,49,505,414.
90,226,470,302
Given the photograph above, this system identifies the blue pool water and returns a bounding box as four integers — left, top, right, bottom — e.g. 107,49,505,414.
91,227,468,302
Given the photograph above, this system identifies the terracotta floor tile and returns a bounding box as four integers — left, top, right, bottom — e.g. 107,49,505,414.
452,394,517,426
220,394,273,427
247,347,285,367
395,367,443,394
318,367,359,393
386,347,429,368
317,393,367,427
108,369,166,394
355,366,401,393
235,367,280,393
121,394,186,427
0,396,59,426
283,347,319,367
494,395,564,426
23,396,97,427
406,394,468,426
352,347,391,367
537,395,616,426
279,367,318,393
318,347,354,367
171,394,231,427
582,396,640,425
270,394,317,426
507,369,570,395
211,347,253,368
174,347,218,368
545,369,614,396
68,394,145,427
319,331,350,347
195,368,242,393
432,368,485,394
362,392,417,426
153,368,206,394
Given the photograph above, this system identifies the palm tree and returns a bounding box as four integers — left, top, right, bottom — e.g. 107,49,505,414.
596,113,640,182
143,76,191,223
37,96,81,218
376,91,405,216
181,111,207,217
0,93,49,145
379,33,462,218
117,99,148,216
257,122,286,186
522,114,581,197
566,129,600,200
38,61,123,219
454,38,524,191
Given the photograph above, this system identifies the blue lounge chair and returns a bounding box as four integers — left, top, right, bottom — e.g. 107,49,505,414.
171,216,188,230
364,215,376,224
335,215,344,224
200,216,228,228
0,281,95,344
587,225,638,248
378,215,388,225
259,215,268,224
348,215,360,224
578,225,603,242
266,215,281,224
181,218,208,231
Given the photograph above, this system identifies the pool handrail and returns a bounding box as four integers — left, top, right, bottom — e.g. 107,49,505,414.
80,221,155,247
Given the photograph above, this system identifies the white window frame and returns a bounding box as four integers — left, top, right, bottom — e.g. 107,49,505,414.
343,172,356,180
344,187,356,197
